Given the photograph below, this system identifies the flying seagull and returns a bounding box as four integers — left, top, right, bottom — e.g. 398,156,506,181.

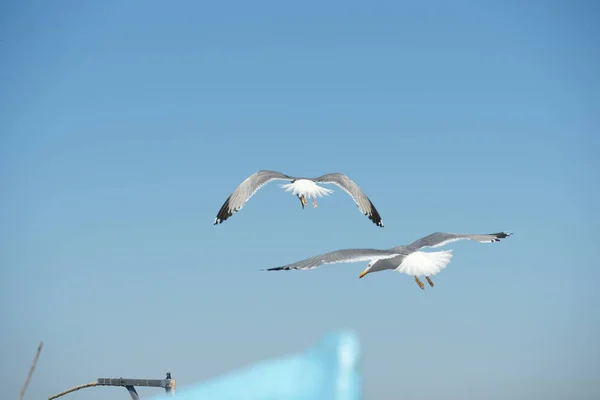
264,231,512,290
213,170,384,227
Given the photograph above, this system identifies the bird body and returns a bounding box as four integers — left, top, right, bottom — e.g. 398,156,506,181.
376,249,454,277
214,170,384,227
265,231,512,290
280,179,334,204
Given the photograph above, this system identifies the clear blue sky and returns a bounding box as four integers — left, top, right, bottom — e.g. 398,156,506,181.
1,1,598,399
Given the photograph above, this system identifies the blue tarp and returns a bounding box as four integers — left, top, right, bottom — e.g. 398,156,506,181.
150,330,361,400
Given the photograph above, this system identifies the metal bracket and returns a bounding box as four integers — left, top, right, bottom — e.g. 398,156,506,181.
125,385,139,400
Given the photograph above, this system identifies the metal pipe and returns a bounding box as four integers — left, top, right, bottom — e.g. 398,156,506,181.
48,372,174,399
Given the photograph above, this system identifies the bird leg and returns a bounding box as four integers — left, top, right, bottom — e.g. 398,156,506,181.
426,276,434,287
414,276,425,290
298,195,307,208
312,197,318,208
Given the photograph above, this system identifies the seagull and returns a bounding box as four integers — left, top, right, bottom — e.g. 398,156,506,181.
264,231,512,290
213,170,384,227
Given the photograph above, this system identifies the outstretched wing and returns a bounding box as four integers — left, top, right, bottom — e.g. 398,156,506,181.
214,170,295,224
399,231,513,251
264,249,402,271
313,173,384,227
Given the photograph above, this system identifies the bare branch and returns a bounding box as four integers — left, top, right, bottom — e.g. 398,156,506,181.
47,383,98,400
19,341,43,400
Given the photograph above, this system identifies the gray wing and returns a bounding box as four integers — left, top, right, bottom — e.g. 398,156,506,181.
313,173,384,227
399,231,513,251
214,170,296,224
264,248,402,271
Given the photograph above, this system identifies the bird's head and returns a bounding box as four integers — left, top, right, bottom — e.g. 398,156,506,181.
359,257,398,279
358,260,379,279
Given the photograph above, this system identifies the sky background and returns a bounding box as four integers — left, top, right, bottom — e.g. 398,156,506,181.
1,0,599,399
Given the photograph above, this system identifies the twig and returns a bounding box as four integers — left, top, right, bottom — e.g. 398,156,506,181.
48,382,98,400
19,341,43,400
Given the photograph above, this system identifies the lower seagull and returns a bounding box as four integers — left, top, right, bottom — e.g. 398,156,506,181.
264,231,513,290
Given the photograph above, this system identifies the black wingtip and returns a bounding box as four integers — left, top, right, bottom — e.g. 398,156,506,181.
489,231,513,242
263,266,286,272
366,200,384,227
214,196,234,225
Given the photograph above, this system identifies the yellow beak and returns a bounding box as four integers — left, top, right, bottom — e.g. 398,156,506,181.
358,268,369,279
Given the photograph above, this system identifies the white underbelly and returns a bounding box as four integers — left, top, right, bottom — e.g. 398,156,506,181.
280,179,334,198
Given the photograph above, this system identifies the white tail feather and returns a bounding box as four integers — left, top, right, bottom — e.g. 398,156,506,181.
280,179,334,199
396,250,454,277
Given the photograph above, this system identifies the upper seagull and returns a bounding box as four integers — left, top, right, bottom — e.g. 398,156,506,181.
213,170,384,227
264,231,513,290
